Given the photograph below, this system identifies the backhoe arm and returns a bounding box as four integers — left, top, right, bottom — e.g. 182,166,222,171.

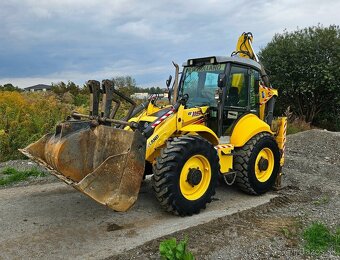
234,32,259,62
233,32,270,88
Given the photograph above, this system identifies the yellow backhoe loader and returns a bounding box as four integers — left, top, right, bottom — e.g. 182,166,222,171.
21,32,287,216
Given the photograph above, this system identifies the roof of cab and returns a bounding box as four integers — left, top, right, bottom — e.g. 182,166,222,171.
182,56,262,70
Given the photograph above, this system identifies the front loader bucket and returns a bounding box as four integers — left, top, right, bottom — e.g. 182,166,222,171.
20,120,146,212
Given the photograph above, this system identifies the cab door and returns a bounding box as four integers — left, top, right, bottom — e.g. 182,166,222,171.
221,64,260,136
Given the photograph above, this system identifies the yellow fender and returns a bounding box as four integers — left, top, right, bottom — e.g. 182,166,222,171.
180,124,219,145
230,114,273,147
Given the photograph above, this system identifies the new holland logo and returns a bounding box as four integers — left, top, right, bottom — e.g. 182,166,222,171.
188,111,202,117
147,135,159,147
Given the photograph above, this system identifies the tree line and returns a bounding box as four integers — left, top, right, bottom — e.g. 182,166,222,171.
1,77,164,96
259,24,340,131
0,84,22,92
1,76,165,104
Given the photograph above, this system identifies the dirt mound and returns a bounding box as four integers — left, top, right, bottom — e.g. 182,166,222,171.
284,129,340,192
286,129,340,163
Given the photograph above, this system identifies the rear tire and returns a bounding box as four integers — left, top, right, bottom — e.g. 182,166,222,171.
234,132,280,195
152,136,219,216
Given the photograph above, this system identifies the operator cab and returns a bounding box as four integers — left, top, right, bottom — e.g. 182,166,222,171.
179,56,262,137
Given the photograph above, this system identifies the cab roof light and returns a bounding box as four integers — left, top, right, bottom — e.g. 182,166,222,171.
187,56,217,66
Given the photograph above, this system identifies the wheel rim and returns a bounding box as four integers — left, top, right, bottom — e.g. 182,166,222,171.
180,155,211,201
255,147,274,182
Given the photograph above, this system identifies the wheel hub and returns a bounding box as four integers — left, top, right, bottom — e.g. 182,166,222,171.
187,168,202,186
258,157,269,171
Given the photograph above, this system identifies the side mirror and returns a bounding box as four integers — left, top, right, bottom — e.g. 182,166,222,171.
168,89,172,103
166,75,172,88
218,73,227,88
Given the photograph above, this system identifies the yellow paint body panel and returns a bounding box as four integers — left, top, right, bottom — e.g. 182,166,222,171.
179,124,219,146
146,102,166,115
274,117,287,166
140,104,213,162
145,114,177,162
216,145,234,174
259,85,278,121
230,113,273,147
176,105,208,129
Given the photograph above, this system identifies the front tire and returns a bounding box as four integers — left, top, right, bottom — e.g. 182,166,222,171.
152,136,219,216
234,132,280,195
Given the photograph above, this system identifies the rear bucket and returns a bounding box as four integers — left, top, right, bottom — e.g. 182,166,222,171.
20,120,146,212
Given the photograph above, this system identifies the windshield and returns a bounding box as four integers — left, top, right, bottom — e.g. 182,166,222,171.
180,64,226,107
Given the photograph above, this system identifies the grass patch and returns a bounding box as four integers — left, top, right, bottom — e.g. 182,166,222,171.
303,222,331,254
303,222,340,255
334,227,340,254
0,167,45,186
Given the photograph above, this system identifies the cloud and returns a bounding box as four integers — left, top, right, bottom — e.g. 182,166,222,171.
0,59,170,88
117,20,154,39
1,0,339,88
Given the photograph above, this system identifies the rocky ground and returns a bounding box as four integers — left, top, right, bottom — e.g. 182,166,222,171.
111,129,340,259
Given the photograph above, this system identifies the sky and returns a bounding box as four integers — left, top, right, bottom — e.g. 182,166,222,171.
0,0,339,89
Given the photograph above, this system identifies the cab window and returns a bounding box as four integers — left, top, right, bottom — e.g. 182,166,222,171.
225,66,249,108
181,64,226,108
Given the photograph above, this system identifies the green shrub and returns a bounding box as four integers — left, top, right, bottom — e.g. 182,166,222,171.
159,237,195,260
0,91,71,161
259,25,340,128
74,93,90,107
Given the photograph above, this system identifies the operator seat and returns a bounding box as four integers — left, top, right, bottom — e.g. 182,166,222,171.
226,87,239,106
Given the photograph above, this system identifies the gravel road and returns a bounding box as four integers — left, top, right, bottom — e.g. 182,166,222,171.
0,129,339,259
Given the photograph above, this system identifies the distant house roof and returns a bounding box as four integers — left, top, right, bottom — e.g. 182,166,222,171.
24,84,52,91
